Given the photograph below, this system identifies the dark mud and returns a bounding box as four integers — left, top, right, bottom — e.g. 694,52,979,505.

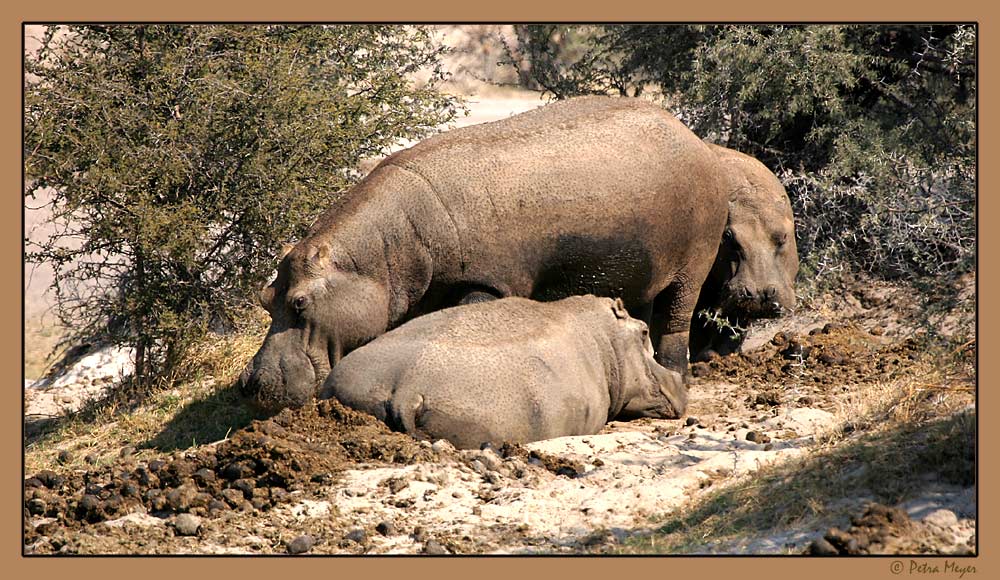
24,399,439,553
690,322,923,411
807,503,976,556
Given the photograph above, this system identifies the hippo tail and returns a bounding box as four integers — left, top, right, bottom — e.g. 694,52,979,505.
384,388,431,440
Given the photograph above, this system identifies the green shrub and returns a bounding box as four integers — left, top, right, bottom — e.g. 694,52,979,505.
25,25,463,385
505,24,976,290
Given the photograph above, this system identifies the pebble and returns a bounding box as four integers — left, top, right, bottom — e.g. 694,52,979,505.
924,509,959,529
431,440,455,454
56,450,72,464
423,539,448,555
479,450,504,472
84,453,98,465
345,528,367,544
685,417,699,426
173,513,201,536
746,431,771,444
809,537,839,555
193,468,216,486
287,534,315,555
376,521,396,536
166,484,198,511
412,526,428,542
119,446,136,459
27,498,46,516
76,494,102,522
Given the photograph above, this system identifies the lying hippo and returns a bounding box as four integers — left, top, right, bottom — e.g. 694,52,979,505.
319,295,686,448
690,144,799,361
241,96,729,411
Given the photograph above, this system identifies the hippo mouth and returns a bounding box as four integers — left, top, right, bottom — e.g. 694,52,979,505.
722,290,787,321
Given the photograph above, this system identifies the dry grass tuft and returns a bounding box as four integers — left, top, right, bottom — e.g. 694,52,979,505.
24,316,271,475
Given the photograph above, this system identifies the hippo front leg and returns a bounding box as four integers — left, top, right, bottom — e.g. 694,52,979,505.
649,282,698,380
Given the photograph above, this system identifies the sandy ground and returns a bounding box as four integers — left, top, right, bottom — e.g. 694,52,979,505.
22,281,976,555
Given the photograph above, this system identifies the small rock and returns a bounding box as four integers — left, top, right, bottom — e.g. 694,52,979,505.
479,450,504,472
375,521,396,536
798,396,813,406
207,500,229,513
148,459,166,473
166,484,198,512
119,446,136,459
690,362,710,377
76,494,103,523
173,513,201,536
84,453,98,465
56,450,72,464
192,468,216,486
345,528,367,544
924,509,959,529
387,478,408,494
222,461,254,481
870,327,884,336
746,431,772,444
423,539,448,555
685,417,699,426
220,488,244,508
431,440,454,454
808,537,839,555
287,534,315,555
412,526,428,542
232,478,255,499
27,498,46,516
822,322,843,334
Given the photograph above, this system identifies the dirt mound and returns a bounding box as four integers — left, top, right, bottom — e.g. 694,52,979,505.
691,323,922,411
806,503,976,555
24,399,438,552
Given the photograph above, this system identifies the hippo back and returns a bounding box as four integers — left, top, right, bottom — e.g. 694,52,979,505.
379,96,729,304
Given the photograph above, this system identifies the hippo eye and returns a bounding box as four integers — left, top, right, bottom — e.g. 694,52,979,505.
774,232,788,248
723,228,734,243
292,296,309,313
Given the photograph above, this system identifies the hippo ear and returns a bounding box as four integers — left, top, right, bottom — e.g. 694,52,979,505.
307,244,330,266
611,297,629,320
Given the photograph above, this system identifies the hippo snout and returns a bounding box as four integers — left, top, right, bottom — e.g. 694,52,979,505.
238,358,317,413
732,285,788,319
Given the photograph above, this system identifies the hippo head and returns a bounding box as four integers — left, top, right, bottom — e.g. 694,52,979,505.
711,148,799,320
238,241,389,412
606,298,687,420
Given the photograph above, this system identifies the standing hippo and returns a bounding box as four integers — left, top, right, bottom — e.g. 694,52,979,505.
689,144,799,361
240,96,729,411
319,296,686,448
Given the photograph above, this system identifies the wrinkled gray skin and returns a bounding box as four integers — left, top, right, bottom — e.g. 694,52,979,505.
689,144,799,361
240,96,729,412
319,296,686,449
